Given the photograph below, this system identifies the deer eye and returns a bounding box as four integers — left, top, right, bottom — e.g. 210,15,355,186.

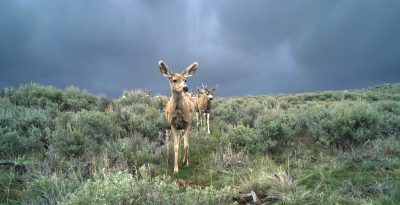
172,79,177,83
184,79,187,83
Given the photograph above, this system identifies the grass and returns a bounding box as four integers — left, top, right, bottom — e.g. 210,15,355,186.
0,170,21,204
160,130,225,187
151,132,400,204
1,83,400,204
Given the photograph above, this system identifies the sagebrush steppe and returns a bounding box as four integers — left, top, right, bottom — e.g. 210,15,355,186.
1,83,399,204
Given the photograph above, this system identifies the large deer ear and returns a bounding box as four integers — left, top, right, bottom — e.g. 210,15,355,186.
181,62,198,78
159,61,172,78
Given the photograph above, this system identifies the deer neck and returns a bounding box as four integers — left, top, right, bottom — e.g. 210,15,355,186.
199,95,212,111
171,91,185,111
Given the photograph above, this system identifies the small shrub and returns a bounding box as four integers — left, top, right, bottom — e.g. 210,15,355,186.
308,102,382,147
50,110,121,157
64,170,233,205
61,86,99,112
10,83,63,110
213,97,266,128
111,135,160,169
255,111,296,152
374,100,400,115
0,129,28,157
0,100,51,156
111,102,165,139
374,101,400,135
21,175,79,205
220,124,258,153
119,89,153,106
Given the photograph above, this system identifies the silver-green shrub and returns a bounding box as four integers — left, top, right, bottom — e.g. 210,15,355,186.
51,110,121,157
308,102,382,146
65,170,233,205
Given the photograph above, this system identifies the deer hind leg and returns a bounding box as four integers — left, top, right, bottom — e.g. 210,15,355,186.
182,127,190,166
207,113,210,134
173,128,180,174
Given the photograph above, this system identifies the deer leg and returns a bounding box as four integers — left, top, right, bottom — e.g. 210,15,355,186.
196,112,200,130
203,113,207,131
199,112,203,130
199,112,202,130
182,127,190,166
172,128,180,174
207,113,211,134
202,113,205,131
165,129,170,174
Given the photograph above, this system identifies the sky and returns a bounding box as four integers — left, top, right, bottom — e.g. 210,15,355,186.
1,0,400,97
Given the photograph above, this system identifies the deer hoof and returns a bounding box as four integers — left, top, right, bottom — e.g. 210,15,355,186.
182,160,189,166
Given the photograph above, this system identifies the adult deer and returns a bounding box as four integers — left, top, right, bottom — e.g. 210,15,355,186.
196,84,218,134
159,61,198,174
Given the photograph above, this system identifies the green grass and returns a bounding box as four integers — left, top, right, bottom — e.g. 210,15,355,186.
1,83,400,204
0,169,22,204
160,131,226,187
188,135,400,204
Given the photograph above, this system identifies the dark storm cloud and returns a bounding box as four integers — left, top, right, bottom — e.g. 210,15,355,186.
212,0,400,93
1,0,399,97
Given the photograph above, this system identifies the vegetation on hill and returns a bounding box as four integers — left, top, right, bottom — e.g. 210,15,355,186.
1,83,399,204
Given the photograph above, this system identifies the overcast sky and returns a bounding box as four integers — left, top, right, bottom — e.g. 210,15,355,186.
1,0,399,97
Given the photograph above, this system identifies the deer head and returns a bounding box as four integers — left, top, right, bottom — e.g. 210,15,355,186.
199,84,218,100
159,61,198,94
144,89,151,97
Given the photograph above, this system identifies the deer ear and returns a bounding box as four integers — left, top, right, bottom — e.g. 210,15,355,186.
212,84,219,92
159,61,172,78
181,62,198,77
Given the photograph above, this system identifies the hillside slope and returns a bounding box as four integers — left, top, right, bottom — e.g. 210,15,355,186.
1,83,399,204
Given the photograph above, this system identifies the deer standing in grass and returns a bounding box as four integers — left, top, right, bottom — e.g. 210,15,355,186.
159,61,198,174
196,84,218,134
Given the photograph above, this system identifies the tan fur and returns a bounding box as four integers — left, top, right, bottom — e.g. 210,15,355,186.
159,61,198,174
196,85,218,134
165,90,195,129
197,93,212,114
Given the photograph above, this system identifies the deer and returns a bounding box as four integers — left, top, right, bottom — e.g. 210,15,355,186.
158,60,198,174
196,84,218,134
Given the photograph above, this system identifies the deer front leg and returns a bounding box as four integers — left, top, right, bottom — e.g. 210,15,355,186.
199,111,203,130
165,129,170,174
207,113,210,134
202,113,206,131
182,127,190,166
171,128,180,174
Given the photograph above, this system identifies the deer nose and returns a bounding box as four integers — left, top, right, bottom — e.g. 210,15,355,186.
183,86,189,92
